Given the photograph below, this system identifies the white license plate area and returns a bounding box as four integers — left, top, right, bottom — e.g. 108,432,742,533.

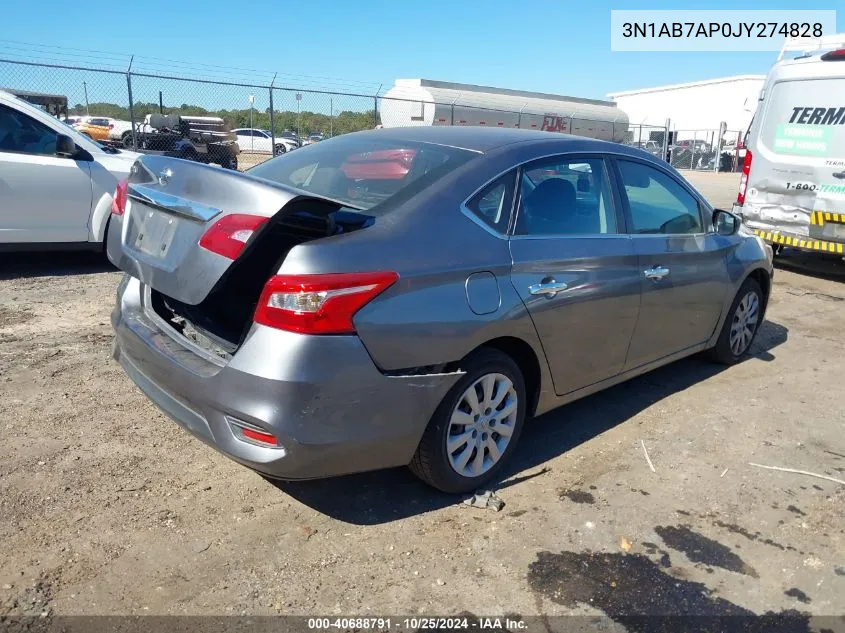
133,208,179,258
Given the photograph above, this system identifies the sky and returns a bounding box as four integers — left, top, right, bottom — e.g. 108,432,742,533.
1,0,842,102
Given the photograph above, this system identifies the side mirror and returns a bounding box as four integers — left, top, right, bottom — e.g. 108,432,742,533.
713,209,740,236
56,134,76,158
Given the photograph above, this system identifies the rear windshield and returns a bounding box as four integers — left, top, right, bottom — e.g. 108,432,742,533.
761,79,845,157
248,134,477,212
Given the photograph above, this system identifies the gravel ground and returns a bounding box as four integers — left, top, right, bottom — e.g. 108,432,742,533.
1,173,844,624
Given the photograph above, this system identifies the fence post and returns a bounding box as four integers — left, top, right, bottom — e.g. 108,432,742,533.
126,55,137,150
269,74,276,155
330,98,333,137
690,133,697,171
373,83,382,128
715,121,726,173
662,119,670,163
451,101,455,126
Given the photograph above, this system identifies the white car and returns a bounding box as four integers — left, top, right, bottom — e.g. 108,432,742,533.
232,128,297,154
0,89,140,249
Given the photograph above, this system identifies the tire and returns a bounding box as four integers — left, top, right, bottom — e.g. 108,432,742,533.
706,277,764,365
121,131,134,149
222,155,238,170
274,144,286,155
409,348,527,493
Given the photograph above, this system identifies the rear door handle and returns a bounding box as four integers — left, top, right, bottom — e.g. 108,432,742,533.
644,266,670,281
833,171,845,180
529,280,569,298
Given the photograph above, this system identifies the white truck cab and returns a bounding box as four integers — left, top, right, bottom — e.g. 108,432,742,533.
734,34,845,257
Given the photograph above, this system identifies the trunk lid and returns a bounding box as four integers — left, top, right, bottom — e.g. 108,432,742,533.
107,154,321,305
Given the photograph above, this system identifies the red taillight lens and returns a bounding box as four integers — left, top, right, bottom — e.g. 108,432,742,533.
821,49,845,61
736,150,753,206
199,214,268,259
111,179,128,216
254,271,399,334
241,427,278,446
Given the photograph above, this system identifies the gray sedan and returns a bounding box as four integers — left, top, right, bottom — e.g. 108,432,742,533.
108,127,773,493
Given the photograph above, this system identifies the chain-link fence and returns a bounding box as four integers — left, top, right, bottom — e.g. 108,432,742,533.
2,57,745,174
667,129,744,172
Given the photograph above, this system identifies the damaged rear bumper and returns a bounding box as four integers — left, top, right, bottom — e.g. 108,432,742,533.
735,203,845,255
111,276,461,480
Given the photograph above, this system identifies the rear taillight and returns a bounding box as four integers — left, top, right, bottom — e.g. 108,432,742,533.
821,49,845,61
199,214,268,259
736,150,753,206
111,179,128,216
254,271,399,335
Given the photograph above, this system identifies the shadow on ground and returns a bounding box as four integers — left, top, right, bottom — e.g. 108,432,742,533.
0,251,113,280
773,249,845,283
274,319,789,524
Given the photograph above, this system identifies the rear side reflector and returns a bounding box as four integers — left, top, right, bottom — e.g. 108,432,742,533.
199,214,268,259
111,179,128,216
736,150,753,206
254,271,399,334
241,427,278,446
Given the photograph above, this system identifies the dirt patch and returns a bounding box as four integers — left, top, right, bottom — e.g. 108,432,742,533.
0,306,34,328
0,251,844,616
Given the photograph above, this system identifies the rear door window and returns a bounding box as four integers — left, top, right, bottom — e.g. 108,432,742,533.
465,172,515,233
515,157,617,235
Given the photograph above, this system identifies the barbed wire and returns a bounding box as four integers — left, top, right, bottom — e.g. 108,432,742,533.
0,39,386,94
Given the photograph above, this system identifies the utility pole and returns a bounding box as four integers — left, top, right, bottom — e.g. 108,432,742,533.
248,94,254,130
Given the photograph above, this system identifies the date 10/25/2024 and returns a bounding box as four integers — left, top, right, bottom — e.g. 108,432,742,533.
307,617,528,631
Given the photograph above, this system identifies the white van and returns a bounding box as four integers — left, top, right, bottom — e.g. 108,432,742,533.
734,35,845,257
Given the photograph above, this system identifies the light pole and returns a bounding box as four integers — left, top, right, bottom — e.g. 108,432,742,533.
248,95,255,151
83,81,90,115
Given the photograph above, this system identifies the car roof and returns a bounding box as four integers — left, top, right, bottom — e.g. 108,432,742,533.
360,126,627,153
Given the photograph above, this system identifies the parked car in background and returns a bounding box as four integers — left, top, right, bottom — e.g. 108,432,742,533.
277,130,302,148
75,117,112,141
633,140,663,158
301,133,324,146
107,127,773,493
233,128,297,154
72,116,134,146
64,115,87,127
0,89,139,249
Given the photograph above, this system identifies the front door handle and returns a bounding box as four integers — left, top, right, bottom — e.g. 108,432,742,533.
644,266,670,281
529,280,569,298
833,170,845,180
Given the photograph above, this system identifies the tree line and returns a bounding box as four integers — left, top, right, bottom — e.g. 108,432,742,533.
70,102,379,136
